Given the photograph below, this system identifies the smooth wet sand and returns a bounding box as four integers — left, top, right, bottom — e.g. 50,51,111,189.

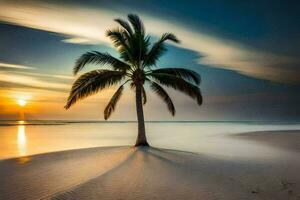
233,130,300,152
1,131,300,200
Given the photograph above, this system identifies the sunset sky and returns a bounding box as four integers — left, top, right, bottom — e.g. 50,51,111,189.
0,0,299,121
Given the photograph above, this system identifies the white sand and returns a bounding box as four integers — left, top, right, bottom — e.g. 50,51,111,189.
1,131,300,200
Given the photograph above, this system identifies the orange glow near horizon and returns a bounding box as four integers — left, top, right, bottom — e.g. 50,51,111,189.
17,100,26,120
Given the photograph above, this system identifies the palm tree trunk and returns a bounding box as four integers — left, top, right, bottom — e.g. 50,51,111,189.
135,85,149,146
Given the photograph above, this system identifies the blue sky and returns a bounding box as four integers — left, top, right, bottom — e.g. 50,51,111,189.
0,0,299,120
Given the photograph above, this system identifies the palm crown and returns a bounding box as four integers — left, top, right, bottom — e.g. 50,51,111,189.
65,14,202,146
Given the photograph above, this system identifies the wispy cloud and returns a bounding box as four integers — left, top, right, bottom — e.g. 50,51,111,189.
144,18,300,84
0,62,73,91
0,0,112,44
13,71,74,80
0,62,35,70
0,0,299,83
0,72,70,90
62,37,100,44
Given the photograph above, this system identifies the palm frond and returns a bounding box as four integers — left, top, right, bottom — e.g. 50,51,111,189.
150,68,201,85
65,70,125,109
149,81,175,115
129,35,150,65
127,14,144,35
114,18,133,35
141,85,147,105
74,51,131,75
106,29,132,63
104,85,124,120
143,33,179,67
106,28,129,46
148,73,202,105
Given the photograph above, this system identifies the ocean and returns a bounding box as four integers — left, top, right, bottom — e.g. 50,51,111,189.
0,120,299,160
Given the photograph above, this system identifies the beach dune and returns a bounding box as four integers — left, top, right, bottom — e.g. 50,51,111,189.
1,131,300,200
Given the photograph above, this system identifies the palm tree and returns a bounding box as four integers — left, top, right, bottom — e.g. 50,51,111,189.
65,14,202,147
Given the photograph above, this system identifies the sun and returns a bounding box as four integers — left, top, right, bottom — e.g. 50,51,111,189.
18,99,27,107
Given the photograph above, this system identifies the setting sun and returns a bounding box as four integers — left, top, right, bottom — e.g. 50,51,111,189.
17,99,27,107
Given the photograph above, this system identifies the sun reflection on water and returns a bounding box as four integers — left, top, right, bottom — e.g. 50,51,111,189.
17,123,27,156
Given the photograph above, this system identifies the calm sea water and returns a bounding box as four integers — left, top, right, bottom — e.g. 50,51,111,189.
0,120,299,160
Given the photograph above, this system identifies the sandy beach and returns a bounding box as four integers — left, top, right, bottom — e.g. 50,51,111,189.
232,130,300,152
1,130,300,200
1,1,299,199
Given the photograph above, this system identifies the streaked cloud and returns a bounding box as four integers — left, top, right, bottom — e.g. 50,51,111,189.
0,62,35,70
62,37,100,44
13,71,74,80
0,62,72,91
0,0,299,84
0,72,69,90
144,18,299,84
0,0,112,44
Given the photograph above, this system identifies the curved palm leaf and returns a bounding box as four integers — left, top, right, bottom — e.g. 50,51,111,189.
110,14,150,66
148,73,202,105
143,33,179,67
150,81,175,115
106,29,132,63
150,68,201,85
74,51,130,75
114,18,133,36
65,70,125,109
128,14,144,36
104,85,124,120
